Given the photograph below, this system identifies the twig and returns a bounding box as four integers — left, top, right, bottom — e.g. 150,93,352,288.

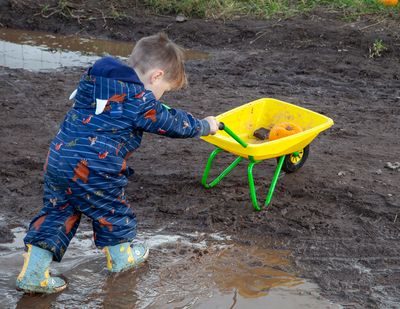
229,289,238,309
394,214,398,223
162,22,174,32
249,30,268,45
69,12,82,25
96,9,107,28
39,9,61,19
359,19,385,31
250,18,282,45
74,28,85,36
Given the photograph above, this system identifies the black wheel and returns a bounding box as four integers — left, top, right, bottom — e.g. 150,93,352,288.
278,145,310,173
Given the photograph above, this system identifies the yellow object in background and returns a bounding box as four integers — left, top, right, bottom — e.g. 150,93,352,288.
379,0,398,6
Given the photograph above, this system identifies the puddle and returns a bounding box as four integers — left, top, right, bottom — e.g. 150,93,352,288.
0,227,339,308
0,28,209,71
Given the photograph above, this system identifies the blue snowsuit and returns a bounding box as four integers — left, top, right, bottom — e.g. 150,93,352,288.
24,57,210,262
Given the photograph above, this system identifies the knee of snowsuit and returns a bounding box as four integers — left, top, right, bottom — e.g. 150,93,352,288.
24,139,137,262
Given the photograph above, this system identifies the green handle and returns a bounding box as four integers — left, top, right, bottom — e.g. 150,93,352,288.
162,103,171,110
219,122,248,148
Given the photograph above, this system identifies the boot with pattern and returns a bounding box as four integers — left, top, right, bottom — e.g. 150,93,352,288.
16,244,68,294
104,242,149,272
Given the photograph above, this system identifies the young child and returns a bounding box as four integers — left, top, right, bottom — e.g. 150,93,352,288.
16,33,219,294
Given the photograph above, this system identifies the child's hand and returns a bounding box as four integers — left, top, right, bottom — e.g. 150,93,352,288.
204,116,219,135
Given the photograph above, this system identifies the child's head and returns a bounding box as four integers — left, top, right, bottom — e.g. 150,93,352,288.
128,33,187,99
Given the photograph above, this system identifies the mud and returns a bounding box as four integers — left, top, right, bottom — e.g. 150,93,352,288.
1,227,338,308
1,1,400,308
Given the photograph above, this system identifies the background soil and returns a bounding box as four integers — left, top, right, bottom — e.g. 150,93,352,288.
1,1,400,308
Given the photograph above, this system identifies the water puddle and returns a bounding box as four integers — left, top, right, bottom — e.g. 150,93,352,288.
0,28,209,71
0,227,339,308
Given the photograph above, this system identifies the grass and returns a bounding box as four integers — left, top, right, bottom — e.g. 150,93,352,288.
143,0,399,19
369,38,388,58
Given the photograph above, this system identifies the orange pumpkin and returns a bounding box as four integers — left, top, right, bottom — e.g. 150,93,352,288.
379,0,398,6
269,122,303,141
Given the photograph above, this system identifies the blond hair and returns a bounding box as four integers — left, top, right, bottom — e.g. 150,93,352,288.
128,33,187,90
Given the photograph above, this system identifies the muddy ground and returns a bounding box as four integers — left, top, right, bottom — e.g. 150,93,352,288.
1,1,400,308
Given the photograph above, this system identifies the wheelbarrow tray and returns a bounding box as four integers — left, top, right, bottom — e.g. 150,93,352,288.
201,98,334,160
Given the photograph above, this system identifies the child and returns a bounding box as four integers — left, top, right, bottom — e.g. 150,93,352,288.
16,33,219,294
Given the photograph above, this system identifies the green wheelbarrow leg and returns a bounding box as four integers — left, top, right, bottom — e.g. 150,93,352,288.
202,147,243,188
266,155,285,206
248,155,286,211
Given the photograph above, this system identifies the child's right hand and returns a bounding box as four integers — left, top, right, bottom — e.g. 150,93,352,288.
204,116,219,135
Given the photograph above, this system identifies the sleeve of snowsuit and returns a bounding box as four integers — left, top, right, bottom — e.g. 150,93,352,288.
133,94,210,138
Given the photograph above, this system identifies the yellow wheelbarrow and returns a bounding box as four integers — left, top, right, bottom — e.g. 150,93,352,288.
200,98,334,211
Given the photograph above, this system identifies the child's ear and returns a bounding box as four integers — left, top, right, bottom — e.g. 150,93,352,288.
150,69,165,84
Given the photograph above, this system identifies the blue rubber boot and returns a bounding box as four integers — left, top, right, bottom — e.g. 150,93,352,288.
16,244,68,294
103,242,149,272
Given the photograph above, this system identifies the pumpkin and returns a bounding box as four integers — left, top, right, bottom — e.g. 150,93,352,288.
269,122,303,141
379,0,398,6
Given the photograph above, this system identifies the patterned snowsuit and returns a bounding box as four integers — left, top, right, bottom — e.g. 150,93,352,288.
24,57,209,262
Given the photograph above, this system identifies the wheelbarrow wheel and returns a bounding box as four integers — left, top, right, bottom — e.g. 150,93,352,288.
279,145,310,173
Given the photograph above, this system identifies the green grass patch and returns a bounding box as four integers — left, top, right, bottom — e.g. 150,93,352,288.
369,38,388,58
143,0,399,19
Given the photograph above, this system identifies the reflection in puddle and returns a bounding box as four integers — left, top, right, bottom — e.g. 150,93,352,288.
210,247,303,298
0,28,209,71
0,227,338,308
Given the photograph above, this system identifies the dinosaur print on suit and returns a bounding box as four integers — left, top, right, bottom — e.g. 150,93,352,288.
72,160,89,183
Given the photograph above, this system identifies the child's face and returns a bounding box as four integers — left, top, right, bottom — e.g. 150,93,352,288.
140,68,172,100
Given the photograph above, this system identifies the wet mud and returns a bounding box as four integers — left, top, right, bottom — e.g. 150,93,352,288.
1,227,338,308
1,1,400,308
